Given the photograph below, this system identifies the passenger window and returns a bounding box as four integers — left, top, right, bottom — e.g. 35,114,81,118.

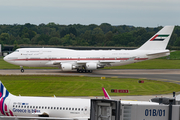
24,106,26,108
85,108,87,111
27,106,29,108
75,108,77,111
21,106,23,108
33,106,35,108
36,106,38,109
57,107,59,110
54,107,56,110
30,106,32,108
66,108,68,110
60,107,62,110
63,107,65,110
42,107,44,109
78,108,80,111
72,108,74,110
39,106,41,109
81,108,83,111
19,106,20,108
16,105,17,108
48,107,50,109
45,107,47,109
51,107,53,109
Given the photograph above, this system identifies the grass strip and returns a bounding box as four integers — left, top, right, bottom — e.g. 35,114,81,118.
0,75,179,96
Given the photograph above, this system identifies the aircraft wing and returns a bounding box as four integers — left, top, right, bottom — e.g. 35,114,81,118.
0,116,89,120
53,61,61,65
46,57,134,65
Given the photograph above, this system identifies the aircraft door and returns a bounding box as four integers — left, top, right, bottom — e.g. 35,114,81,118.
84,106,89,115
25,51,29,61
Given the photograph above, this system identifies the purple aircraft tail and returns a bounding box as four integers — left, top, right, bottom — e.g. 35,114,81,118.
102,87,111,99
0,81,14,116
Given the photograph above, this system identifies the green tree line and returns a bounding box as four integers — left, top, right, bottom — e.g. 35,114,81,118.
0,23,180,50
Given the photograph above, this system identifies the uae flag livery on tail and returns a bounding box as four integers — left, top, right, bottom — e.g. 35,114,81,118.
150,34,169,41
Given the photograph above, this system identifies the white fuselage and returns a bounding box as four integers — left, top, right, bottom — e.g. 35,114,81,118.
1,94,90,119
3,48,170,68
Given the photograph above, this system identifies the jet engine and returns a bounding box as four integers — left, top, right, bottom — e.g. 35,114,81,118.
61,63,72,71
86,63,97,70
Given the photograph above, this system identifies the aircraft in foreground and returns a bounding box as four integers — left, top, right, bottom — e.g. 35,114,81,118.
0,81,90,120
3,26,174,73
0,81,160,119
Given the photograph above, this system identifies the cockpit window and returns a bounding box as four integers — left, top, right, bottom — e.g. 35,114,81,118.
15,50,19,52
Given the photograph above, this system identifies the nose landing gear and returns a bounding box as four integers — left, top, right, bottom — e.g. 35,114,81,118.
20,66,24,73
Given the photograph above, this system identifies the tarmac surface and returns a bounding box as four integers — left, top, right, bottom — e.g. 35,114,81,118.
0,69,180,101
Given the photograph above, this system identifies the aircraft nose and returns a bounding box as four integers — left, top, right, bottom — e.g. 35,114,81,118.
3,56,8,62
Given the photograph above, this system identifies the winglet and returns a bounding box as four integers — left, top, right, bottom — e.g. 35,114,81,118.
102,87,111,99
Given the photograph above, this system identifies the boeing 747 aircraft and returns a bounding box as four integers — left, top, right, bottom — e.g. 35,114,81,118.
3,26,174,73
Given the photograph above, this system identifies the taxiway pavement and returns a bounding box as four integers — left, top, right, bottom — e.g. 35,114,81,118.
0,69,180,84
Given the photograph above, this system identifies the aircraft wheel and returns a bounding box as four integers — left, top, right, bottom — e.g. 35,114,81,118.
79,70,82,73
21,69,24,73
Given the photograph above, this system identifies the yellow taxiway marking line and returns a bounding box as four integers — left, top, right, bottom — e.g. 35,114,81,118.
157,79,180,83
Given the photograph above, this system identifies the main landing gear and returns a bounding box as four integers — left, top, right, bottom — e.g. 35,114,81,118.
20,66,24,73
77,69,93,73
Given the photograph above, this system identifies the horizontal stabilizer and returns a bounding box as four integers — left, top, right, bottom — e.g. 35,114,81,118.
146,50,170,56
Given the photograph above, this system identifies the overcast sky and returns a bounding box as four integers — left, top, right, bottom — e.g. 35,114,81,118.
0,0,179,27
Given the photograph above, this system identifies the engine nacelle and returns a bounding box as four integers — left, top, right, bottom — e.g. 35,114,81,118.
86,63,97,70
61,63,72,71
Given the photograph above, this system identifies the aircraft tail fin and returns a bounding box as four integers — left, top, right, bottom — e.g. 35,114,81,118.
138,26,174,50
102,87,111,99
0,81,12,99
0,81,14,115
